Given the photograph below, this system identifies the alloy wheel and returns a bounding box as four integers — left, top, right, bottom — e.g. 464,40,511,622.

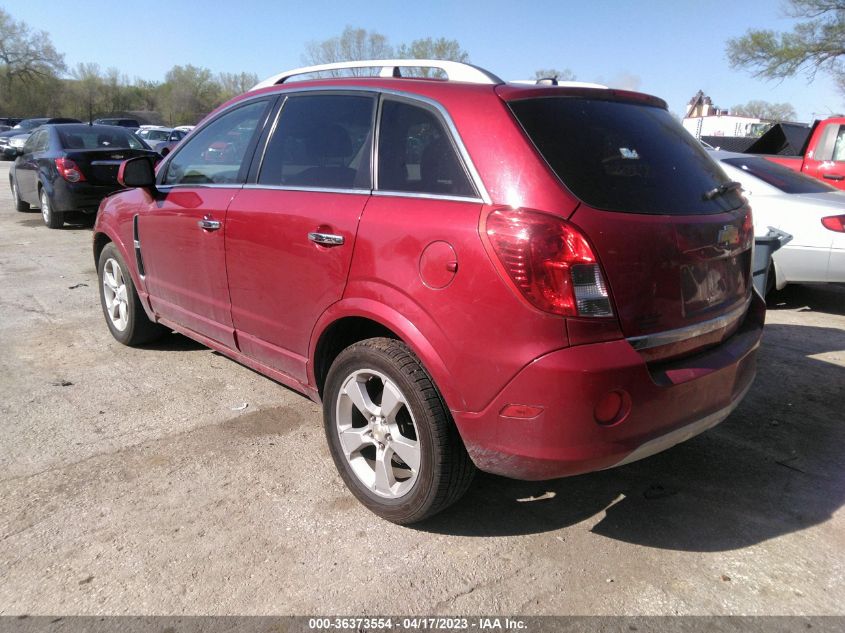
335,369,421,499
102,258,129,331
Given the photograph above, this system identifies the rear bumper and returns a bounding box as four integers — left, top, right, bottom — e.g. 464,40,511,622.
453,290,765,480
51,182,119,213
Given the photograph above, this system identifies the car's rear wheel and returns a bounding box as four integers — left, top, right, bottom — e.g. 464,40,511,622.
40,187,64,229
97,243,166,346
323,338,475,524
11,177,29,212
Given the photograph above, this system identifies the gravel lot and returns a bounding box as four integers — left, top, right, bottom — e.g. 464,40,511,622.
0,160,843,616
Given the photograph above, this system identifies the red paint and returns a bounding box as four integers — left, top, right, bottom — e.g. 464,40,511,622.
94,75,765,480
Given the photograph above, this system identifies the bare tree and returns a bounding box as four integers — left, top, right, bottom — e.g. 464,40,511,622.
303,26,393,76
731,100,798,121
533,68,577,82
0,7,66,113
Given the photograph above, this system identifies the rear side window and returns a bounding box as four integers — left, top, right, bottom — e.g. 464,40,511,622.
259,94,375,189
377,99,476,198
722,156,836,194
163,99,270,186
509,97,743,214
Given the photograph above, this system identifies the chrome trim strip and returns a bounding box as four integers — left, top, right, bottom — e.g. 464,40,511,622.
241,184,370,196
156,184,242,191
626,296,752,351
372,190,484,204
157,86,492,204
608,381,753,469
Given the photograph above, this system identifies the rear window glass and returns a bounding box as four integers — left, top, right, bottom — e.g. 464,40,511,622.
722,156,836,194
58,127,145,150
509,97,743,214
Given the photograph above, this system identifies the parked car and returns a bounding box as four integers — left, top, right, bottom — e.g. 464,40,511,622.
9,124,159,228
0,117,81,159
135,126,173,147
93,60,763,523
0,117,23,127
94,118,141,129
710,150,845,291
150,128,190,156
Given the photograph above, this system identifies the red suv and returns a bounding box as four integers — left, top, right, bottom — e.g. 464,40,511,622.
93,60,764,524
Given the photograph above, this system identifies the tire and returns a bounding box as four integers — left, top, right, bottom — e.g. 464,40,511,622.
765,261,777,296
39,187,64,229
323,337,475,524
97,242,166,346
10,177,29,212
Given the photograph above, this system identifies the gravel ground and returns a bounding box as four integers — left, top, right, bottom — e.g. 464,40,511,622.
0,161,843,616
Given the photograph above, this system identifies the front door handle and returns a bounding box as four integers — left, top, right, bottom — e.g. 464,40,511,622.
308,231,344,246
198,218,221,231
823,173,844,181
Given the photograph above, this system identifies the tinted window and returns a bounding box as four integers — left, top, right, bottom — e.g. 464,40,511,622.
722,156,836,194
377,99,476,197
23,130,45,154
57,127,145,150
258,94,374,189
163,100,269,186
509,97,743,214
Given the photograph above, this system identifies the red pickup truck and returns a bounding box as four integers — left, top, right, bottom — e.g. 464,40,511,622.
762,117,845,189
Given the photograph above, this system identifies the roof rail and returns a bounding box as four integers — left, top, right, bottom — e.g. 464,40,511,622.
250,59,504,91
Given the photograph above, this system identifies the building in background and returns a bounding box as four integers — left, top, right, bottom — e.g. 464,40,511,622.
682,90,769,139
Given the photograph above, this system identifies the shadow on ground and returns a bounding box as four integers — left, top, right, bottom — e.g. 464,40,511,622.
419,319,845,550
767,283,845,316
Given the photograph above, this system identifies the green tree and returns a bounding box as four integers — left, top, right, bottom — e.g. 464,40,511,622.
159,64,222,125
303,26,393,76
218,71,260,100
395,37,469,77
731,100,798,121
533,68,577,82
69,62,106,121
727,0,845,89
0,7,66,114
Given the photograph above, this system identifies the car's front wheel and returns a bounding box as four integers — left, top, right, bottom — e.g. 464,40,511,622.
11,177,29,212
97,243,166,346
323,338,475,524
40,187,64,229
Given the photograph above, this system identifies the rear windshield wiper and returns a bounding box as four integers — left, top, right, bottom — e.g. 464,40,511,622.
703,181,742,201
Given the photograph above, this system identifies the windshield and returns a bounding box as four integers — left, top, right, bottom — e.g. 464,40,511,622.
721,156,836,194
509,97,743,214
14,119,45,131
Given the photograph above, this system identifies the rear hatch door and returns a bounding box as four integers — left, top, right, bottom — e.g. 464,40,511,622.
507,93,753,358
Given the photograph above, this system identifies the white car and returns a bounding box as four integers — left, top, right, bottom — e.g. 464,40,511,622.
710,150,845,291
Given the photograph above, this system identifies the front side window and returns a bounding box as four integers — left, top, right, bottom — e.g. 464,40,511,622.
163,99,270,186
258,94,375,189
377,99,476,198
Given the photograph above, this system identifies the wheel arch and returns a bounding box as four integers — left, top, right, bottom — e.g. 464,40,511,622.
309,299,465,412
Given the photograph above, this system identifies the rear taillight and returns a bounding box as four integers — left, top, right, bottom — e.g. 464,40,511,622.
484,208,613,317
821,215,845,232
55,158,85,183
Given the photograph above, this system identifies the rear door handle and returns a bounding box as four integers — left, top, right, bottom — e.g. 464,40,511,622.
198,218,221,231
823,174,844,181
308,232,344,246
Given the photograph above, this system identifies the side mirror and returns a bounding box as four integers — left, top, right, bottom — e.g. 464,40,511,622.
15,147,24,156
118,156,157,188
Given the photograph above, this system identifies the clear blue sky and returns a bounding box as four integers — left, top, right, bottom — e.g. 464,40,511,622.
7,0,842,121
